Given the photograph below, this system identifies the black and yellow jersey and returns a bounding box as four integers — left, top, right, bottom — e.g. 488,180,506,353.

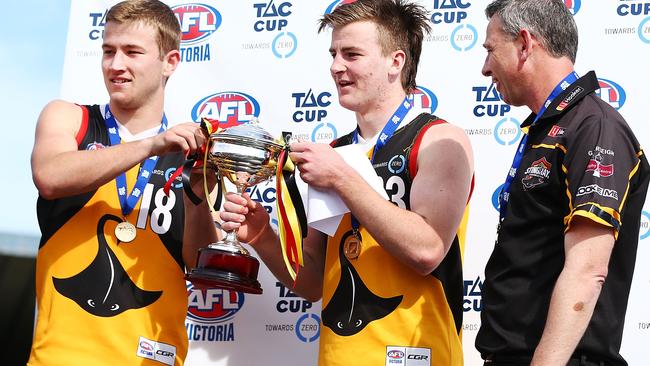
319,114,469,366
29,105,189,366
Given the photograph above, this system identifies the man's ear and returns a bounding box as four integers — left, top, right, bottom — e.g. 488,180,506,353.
162,49,181,78
389,49,406,75
518,28,537,62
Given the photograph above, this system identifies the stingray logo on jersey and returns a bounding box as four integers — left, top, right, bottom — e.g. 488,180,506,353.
292,89,332,123
191,92,260,129
463,276,483,312
472,83,511,117
409,85,438,114
564,0,581,15
493,117,521,146
253,1,292,32
172,4,221,63
88,10,107,40
186,284,243,342
595,78,626,110
324,0,356,14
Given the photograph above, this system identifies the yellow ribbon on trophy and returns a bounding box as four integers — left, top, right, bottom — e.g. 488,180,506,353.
275,132,307,282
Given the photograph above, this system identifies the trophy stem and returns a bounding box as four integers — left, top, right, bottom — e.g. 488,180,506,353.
207,184,249,255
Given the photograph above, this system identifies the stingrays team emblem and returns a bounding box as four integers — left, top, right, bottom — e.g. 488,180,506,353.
53,214,162,317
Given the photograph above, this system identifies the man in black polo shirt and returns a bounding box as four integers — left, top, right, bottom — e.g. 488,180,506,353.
476,1,650,365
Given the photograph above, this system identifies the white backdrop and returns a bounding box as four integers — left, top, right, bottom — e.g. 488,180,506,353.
60,1,650,364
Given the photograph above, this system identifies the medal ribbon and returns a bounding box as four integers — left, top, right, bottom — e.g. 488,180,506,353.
276,132,308,282
104,105,167,219
498,71,579,222
350,97,412,236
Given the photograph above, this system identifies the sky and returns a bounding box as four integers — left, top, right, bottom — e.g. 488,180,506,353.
0,1,71,242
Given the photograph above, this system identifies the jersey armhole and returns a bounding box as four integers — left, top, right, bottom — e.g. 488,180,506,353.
74,104,89,146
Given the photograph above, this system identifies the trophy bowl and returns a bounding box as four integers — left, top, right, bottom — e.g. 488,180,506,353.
185,120,283,294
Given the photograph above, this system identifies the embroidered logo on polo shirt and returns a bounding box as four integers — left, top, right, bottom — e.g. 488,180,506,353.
521,157,552,190
557,86,584,111
586,147,614,178
547,125,566,137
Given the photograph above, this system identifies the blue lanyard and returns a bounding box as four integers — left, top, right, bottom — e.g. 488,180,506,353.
104,105,168,218
498,72,579,222
350,97,412,233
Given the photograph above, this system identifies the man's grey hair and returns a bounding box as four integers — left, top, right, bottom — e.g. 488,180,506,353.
485,0,578,63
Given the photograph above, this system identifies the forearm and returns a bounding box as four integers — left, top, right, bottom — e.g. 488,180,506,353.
531,268,604,365
33,138,155,199
334,172,446,275
251,227,325,302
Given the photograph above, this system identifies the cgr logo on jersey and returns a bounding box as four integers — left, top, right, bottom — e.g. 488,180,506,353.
185,283,243,342
409,86,438,114
292,89,332,123
472,83,511,117
324,0,356,15
463,276,483,312
172,4,221,63
595,78,626,110
191,91,260,128
564,0,581,15
253,0,292,32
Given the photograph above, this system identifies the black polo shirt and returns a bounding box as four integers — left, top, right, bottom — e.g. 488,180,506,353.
476,71,650,365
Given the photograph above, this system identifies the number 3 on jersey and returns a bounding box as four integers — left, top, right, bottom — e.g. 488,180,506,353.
385,175,406,209
135,183,175,234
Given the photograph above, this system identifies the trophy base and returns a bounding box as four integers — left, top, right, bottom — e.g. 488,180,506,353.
185,247,263,294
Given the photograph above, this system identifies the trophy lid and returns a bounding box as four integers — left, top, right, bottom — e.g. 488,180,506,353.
216,118,281,148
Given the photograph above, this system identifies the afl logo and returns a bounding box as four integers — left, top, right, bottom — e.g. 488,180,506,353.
324,0,356,14
388,155,406,174
172,3,222,45
595,78,626,110
410,85,438,114
387,350,405,359
186,283,244,324
86,142,106,150
139,341,153,352
564,0,581,15
191,91,261,128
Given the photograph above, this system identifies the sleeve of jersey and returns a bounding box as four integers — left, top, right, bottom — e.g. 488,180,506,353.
563,113,641,237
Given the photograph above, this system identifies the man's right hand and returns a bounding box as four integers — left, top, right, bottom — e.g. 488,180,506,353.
219,192,271,246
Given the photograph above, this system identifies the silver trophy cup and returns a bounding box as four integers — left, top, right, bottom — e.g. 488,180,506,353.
185,120,283,294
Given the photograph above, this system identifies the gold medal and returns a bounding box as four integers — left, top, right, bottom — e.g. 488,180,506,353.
115,221,136,243
344,235,362,260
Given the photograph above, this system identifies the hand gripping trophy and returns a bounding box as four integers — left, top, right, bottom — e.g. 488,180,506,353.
185,118,306,294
